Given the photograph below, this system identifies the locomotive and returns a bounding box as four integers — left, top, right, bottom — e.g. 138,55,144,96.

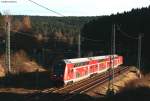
51,54,123,85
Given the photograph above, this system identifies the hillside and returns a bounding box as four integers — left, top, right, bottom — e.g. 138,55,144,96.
0,7,150,73
0,15,96,70
82,6,150,73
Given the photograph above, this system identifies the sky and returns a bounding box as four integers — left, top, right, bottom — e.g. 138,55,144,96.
0,0,150,16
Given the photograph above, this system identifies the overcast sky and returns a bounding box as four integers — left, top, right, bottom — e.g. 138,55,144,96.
0,0,150,16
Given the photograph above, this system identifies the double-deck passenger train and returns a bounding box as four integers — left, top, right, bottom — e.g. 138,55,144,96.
51,55,123,85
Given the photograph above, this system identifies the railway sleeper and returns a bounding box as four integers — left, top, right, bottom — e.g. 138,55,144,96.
66,81,73,85
90,73,98,78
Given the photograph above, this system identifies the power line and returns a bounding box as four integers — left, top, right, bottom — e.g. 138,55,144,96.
117,25,138,40
117,25,144,78
82,36,104,42
12,31,105,43
12,31,35,38
10,31,78,54
27,0,64,16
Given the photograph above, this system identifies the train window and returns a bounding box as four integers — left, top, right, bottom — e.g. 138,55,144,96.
74,62,89,67
98,59,105,62
76,72,80,78
85,71,88,75
74,63,78,67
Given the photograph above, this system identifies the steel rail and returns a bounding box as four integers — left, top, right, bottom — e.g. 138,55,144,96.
63,66,129,101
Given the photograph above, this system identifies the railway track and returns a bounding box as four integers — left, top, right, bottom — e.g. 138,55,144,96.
47,66,129,101
26,66,129,101
41,68,112,94
61,66,129,101
79,66,129,93
52,66,127,93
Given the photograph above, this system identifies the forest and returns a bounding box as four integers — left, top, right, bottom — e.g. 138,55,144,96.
0,6,150,73
82,6,150,73
0,15,96,69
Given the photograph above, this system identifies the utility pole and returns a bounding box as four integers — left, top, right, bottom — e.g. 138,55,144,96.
112,24,116,90
107,24,116,96
5,15,11,73
78,31,81,58
137,34,142,78
2,1,17,74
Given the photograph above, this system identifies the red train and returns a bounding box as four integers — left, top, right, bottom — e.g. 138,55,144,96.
51,54,123,85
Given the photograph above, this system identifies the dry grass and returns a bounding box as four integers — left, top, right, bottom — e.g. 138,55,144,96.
11,50,45,74
0,55,6,77
0,64,5,77
0,50,46,75
119,73,150,93
100,73,150,101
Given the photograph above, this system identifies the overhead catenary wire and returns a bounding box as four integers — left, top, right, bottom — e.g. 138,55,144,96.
116,25,138,40
82,36,104,42
10,31,106,56
11,31,35,38
28,0,64,16
9,31,78,54
11,31,105,44
117,25,143,78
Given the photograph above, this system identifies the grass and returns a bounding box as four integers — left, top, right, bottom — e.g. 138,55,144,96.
0,50,45,75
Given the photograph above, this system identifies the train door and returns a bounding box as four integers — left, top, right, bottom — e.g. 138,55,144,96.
89,60,98,74
65,64,74,81
114,58,118,67
75,67,82,79
83,66,88,76
106,60,111,68
99,62,106,71
75,66,88,78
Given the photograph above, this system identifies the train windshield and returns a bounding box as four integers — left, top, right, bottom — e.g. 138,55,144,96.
53,61,65,76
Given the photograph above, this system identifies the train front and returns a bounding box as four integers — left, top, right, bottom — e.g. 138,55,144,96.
50,61,66,85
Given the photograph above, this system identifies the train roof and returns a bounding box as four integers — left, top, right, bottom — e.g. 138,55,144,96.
64,57,89,64
89,55,109,60
63,54,118,64
90,54,118,60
